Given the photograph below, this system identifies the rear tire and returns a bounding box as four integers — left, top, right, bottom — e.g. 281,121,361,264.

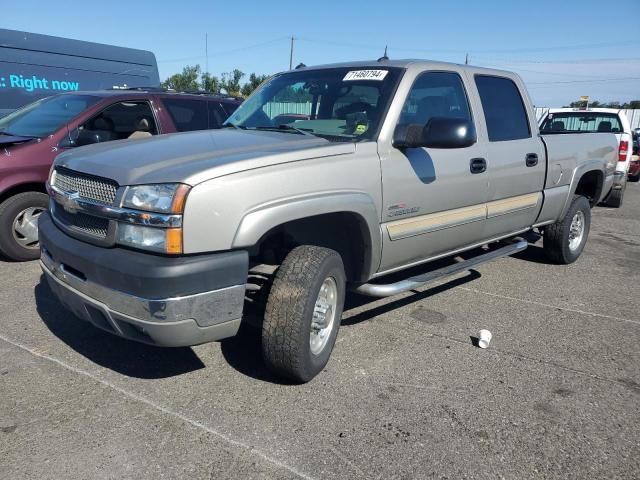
262,245,346,383
603,181,626,208
0,192,49,262
543,195,591,265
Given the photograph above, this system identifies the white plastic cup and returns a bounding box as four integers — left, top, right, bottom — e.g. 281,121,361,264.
478,330,492,349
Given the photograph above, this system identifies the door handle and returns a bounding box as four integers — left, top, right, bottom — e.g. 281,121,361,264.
526,153,539,167
470,157,487,174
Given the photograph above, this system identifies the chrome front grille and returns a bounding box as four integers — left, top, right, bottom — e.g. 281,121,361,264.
53,167,118,206
53,207,109,239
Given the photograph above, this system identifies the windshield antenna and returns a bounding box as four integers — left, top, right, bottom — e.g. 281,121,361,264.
378,46,389,62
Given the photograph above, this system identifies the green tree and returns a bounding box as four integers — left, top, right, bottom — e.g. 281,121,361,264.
241,73,269,97
201,72,221,94
161,64,201,91
221,69,245,96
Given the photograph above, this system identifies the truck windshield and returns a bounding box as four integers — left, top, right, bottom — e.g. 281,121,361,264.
0,94,100,138
224,67,403,141
540,112,622,134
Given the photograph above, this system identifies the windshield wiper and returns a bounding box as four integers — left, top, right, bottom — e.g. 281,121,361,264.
253,125,315,136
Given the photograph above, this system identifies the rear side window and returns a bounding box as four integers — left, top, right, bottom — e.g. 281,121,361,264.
162,98,208,132
475,75,530,141
208,102,229,129
221,102,239,117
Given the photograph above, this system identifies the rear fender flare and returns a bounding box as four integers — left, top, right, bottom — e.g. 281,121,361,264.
560,160,606,218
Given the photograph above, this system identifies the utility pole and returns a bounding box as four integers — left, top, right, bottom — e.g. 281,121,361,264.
205,33,209,74
289,36,295,70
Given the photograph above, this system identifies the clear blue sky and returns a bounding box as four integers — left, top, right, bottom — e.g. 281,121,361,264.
3,0,640,106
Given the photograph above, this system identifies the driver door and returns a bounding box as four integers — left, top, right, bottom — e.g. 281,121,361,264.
378,69,489,273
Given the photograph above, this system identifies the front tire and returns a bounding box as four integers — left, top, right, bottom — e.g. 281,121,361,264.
543,195,591,265
262,245,346,383
0,192,49,261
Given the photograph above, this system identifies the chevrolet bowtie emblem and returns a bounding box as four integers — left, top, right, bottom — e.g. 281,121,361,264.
60,191,81,214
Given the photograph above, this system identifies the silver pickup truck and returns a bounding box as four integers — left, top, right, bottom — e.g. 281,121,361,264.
39,60,617,382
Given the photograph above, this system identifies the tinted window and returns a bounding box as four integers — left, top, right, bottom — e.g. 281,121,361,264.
163,98,208,132
208,102,228,128
399,71,472,126
475,75,530,141
79,101,156,142
0,94,100,137
540,112,622,133
221,102,239,117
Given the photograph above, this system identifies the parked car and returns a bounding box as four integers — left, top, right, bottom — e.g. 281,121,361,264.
0,89,242,261
539,108,632,207
630,130,640,182
40,60,617,382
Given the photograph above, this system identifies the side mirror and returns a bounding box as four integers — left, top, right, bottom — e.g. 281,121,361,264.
393,118,476,150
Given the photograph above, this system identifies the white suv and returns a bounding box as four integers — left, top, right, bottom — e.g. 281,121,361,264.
540,108,632,207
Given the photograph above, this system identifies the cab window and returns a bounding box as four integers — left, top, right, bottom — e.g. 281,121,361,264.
398,71,473,127
475,75,530,141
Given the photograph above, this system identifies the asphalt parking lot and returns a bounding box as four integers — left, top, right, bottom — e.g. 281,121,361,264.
2,186,640,480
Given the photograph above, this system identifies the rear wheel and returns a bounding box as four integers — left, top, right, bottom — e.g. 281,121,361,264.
543,195,591,265
262,245,346,383
603,179,626,208
0,192,49,261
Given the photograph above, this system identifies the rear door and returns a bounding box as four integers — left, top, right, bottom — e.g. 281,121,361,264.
472,74,545,239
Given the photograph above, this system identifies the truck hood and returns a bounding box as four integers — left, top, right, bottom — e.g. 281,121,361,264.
54,129,356,186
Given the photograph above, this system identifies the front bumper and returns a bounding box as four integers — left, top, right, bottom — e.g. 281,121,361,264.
39,213,248,347
629,159,640,178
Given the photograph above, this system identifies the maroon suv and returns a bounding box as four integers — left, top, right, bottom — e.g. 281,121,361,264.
0,89,241,261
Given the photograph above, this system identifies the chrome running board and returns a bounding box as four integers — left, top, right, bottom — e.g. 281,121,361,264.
353,238,528,298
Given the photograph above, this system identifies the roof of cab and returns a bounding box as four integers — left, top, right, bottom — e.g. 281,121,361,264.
291,59,514,76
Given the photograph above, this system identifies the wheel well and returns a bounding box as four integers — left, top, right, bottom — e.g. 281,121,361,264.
250,212,373,282
0,183,47,205
574,170,603,207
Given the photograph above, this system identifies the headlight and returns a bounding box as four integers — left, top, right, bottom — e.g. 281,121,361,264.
117,224,182,254
118,183,189,254
122,184,190,213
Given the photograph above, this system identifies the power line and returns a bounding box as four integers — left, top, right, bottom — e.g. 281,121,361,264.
297,36,640,55
527,77,640,87
158,37,288,63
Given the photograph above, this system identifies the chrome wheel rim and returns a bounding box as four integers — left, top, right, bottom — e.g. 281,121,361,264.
12,206,44,249
310,277,338,355
568,211,585,251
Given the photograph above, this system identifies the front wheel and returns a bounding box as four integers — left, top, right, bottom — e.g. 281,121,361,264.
0,192,49,261
262,245,346,383
543,195,591,265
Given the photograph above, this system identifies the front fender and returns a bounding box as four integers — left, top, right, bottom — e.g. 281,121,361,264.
232,191,382,279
